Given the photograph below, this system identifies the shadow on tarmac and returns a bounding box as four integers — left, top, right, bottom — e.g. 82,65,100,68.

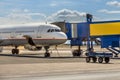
0,53,85,59
0,53,120,59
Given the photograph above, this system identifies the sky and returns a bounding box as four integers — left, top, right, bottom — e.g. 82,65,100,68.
0,0,120,24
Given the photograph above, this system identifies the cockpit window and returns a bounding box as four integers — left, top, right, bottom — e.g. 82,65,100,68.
47,29,51,32
51,29,54,32
47,29,61,32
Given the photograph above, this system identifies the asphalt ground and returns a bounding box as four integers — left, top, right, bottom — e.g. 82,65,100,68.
0,47,120,80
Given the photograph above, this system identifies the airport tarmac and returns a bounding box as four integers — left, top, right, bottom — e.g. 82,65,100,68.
0,47,120,80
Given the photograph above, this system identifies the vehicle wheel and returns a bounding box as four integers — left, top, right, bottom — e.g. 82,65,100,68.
86,57,91,63
92,57,97,63
72,52,77,57
44,53,50,58
105,57,110,63
72,50,81,57
77,52,81,56
72,50,77,57
98,57,103,63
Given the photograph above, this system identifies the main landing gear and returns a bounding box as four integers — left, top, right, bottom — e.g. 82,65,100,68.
44,46,50,58
12,46,19,55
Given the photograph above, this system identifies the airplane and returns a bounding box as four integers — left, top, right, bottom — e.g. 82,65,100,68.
0,23,67,57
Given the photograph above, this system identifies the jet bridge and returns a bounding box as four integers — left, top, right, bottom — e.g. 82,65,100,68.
90,21,120,58
65,14,120,63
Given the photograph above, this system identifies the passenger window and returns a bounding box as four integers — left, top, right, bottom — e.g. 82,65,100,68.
55,29,58,32
55,29,61,32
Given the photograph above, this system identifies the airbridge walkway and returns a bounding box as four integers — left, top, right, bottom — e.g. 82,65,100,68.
53,14,120,63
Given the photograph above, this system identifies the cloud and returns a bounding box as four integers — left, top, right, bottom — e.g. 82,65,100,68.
0,9,88,24
47,9,86,22
0,9,46,24
98,9,120,14
107,1,120,7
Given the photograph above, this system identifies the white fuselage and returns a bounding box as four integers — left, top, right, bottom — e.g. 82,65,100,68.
0,23,67,46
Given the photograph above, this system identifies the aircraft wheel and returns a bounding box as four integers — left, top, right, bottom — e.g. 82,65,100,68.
92,57,97,63
12,49,19,55
12,49,15,55
44,52,50,58
98,57,103,63
15,49,19,55
105,57,110,63
86,57,91,63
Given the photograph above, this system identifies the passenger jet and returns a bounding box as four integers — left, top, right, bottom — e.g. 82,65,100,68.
0,23,67,57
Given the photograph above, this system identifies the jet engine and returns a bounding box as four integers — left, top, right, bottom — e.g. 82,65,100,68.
24,45,42,51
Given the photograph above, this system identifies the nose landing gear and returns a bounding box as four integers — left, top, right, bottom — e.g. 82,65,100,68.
44,46,50,57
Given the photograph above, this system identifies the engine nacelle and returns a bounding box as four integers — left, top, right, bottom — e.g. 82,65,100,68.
24,45,42,51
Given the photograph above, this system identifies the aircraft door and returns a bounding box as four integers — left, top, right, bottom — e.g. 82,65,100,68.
37,26,44,38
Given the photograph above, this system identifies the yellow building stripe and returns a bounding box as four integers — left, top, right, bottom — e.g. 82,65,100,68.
90,22,120,36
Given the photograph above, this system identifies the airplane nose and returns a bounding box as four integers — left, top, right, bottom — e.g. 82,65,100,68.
59,32,67,40
53,32,67,44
